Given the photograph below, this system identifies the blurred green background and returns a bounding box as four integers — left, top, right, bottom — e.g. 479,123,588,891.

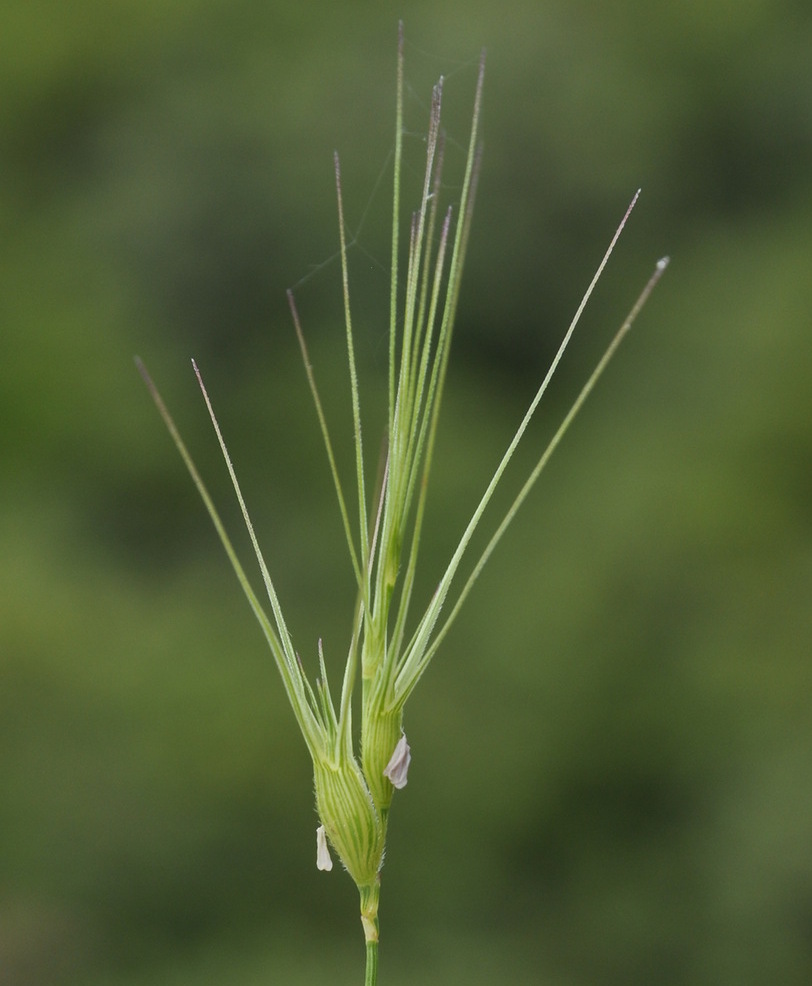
2,0,811,983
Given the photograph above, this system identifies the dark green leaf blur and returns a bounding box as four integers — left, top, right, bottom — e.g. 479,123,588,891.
2,1,811,983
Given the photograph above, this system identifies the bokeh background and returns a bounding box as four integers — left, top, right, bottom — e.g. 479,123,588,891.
2,1,811,984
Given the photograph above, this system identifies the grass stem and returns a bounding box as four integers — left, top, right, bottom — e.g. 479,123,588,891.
365,940,378,986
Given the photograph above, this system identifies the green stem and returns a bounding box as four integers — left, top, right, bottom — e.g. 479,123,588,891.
365,939,378,986
360,879,380,986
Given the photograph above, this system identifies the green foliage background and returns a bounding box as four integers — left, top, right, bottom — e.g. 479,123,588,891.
2,1,811,983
